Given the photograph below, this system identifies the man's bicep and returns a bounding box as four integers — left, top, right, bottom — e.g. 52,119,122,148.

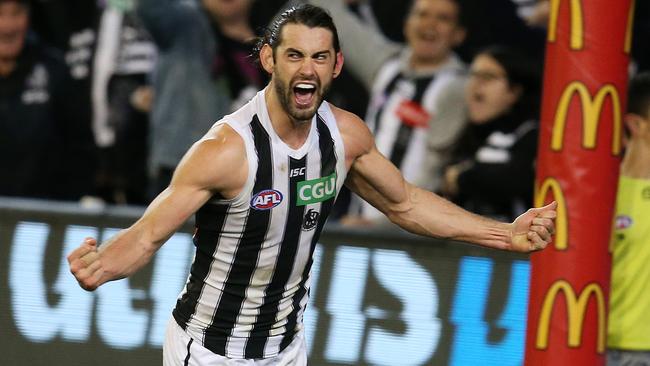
139,126,248,244
172,124,247,197
136,158,219,247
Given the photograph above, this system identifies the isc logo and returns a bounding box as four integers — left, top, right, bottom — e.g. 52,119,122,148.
250,189,283,210
290,167,306,178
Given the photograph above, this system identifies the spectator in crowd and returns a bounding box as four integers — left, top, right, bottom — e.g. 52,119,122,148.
326,0,546,63
310,0,469,225
203,0,267,110
0,0,97,200
136,0,268,198
440,45,541,221
90,0,157,205
26,0,157,205
607,72,650,366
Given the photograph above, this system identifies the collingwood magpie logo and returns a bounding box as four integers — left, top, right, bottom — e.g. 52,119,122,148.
302,209,320,231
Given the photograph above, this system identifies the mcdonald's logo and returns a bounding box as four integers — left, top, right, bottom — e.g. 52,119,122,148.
551,81,622,155
535,178,568,250
536,281,606,353
548,0,584,50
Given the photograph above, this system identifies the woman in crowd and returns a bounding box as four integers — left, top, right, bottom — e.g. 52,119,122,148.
441,45,542,221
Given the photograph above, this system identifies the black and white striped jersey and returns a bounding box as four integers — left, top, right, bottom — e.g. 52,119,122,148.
172,89,347,359
356,54,466,221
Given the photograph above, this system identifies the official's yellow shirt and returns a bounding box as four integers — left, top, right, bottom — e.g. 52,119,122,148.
608,176,650,350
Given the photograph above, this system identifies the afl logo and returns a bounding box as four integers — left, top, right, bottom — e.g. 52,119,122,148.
615,215,633,230
250,189,283,210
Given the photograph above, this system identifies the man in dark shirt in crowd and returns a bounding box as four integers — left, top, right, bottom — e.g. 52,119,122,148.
0,0,96,200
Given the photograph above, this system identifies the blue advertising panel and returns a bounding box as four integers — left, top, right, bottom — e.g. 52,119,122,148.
0,198,530,365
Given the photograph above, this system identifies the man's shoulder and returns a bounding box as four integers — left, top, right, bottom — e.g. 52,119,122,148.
174,123,248,197
189,124,248,178
326,102,364,129
202,123,247,151
218,91,262,129
326,102,374,154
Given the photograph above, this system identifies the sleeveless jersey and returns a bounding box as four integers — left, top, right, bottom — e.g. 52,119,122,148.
172,89,348,359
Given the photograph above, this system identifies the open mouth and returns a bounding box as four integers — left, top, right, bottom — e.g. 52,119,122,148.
293,83,317,107
416,29,438,45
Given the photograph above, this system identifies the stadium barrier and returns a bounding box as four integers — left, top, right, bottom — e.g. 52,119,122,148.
0,197,530,366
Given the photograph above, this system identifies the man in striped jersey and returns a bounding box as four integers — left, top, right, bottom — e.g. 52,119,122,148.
68,4,557,365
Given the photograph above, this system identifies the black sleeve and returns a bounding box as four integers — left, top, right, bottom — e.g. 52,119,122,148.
456,128,538,203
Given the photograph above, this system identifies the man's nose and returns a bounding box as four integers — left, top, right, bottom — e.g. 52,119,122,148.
298,59,316,76
419,13,440,30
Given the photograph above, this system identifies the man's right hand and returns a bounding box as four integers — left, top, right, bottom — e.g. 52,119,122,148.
67,237,103,291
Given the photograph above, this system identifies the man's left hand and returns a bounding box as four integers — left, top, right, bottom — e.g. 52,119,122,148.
510,201,558,252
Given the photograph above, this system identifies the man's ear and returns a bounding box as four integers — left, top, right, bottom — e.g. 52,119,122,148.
625,113,642,138
260,44,274,74
332,51,344,79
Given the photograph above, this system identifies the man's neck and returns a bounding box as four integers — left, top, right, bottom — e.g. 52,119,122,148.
264,86,312,149
408,53,451,74
621,139,650,179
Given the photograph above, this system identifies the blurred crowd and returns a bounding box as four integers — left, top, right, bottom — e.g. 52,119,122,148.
1,0,649,222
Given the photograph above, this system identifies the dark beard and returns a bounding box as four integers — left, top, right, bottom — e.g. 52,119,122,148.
274,76,331,123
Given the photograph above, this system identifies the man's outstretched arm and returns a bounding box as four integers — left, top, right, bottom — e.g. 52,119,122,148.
67,124,248,290
335,105,556,252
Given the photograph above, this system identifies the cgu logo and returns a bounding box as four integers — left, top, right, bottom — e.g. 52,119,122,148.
297,172,337,206
250,189,283,210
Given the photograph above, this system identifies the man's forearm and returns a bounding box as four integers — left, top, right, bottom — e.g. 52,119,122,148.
96,225,159,285
387,185,514,250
